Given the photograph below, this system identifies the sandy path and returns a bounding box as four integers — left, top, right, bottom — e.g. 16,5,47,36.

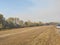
0,26,60,45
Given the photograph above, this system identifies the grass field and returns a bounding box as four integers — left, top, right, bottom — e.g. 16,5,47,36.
0,26,60,45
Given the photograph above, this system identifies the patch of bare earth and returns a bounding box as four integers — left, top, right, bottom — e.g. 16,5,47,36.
0,26,60,45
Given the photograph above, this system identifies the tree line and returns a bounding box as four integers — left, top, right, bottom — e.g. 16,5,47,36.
0,14,43,30
0,14,59,30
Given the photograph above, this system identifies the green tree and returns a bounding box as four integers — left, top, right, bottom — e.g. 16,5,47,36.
0,14,5,29
19,20,24,27
24,20,33,27
6,17,15,28
38,22,43,26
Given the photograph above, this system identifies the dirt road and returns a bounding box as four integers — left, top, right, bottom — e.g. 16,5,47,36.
0,26,60,45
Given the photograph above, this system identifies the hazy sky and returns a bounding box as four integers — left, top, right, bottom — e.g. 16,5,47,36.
0,0,60,22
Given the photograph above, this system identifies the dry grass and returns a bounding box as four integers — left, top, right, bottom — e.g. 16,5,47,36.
0,26,60,45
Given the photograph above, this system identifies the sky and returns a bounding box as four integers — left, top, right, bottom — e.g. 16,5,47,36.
0,0,60,22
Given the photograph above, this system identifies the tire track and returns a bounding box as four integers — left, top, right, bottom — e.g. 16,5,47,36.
0,27,43,45
0,26,58,45
0,27,40,38
15,27,47,45
0,27,47,45
25,27,51,45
